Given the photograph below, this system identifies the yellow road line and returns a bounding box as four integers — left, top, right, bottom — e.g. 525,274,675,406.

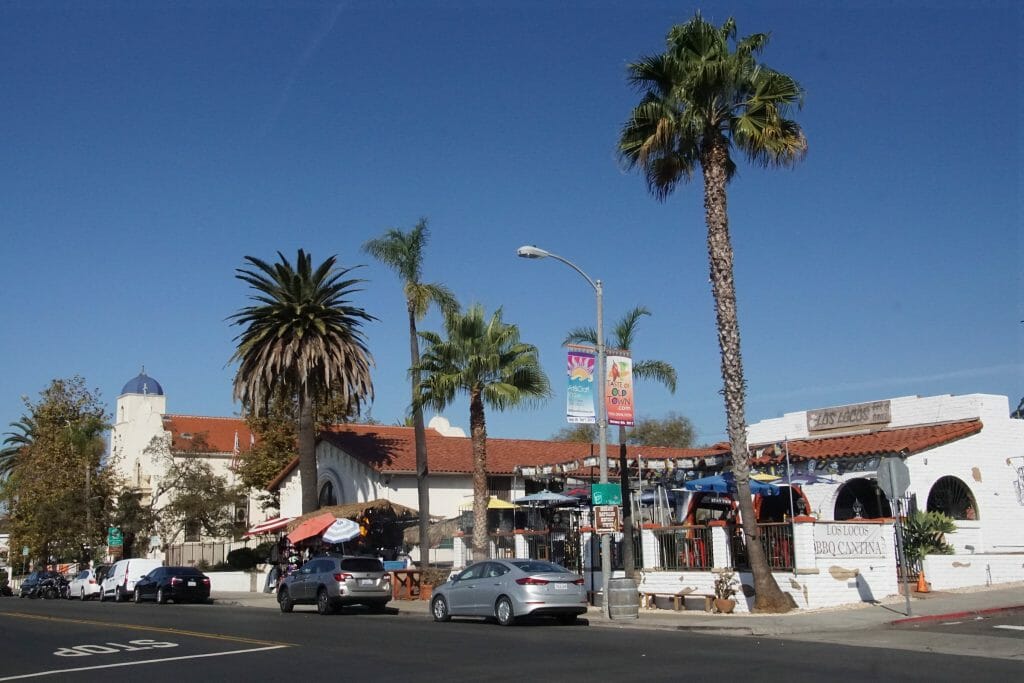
0,611,294,647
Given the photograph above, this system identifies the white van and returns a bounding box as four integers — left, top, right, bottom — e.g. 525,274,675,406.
99,558,162,602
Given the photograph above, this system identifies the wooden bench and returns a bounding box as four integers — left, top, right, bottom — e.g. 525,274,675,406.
641,588,715,612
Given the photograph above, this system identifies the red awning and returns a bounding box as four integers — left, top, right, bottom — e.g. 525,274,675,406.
286,512,337,544
244,516,294,537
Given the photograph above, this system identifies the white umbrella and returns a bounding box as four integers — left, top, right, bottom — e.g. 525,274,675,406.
321,517,361,544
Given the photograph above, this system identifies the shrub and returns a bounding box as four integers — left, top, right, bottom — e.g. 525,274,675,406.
714,570,738,600
210,561,232,572
227,547,260,570
196,559,211,571
902,511,956,564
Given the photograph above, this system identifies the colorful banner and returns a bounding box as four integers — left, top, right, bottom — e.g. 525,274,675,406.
606,354,635,426
566,348,596,423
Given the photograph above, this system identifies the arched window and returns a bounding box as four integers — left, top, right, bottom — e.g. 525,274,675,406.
927,476,977,520
834,478,892,520
318,481,337,507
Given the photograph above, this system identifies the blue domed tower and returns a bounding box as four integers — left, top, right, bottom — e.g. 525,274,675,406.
111,367,169,491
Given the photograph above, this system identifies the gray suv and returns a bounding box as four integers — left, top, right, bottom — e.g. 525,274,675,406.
278,555,391,615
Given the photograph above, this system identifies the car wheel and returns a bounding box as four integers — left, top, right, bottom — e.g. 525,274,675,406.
495,596,515,626
157,588,166,605
98,590,106,603
316,588,334,615
557,614,579,625
80,588,87,601
134,588,142,604
278,588,294,613
431,596,451,622
115,587,125,603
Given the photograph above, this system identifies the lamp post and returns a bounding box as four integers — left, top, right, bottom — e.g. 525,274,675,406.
517,245,612,618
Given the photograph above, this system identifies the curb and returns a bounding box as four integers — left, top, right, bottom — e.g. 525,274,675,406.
889,604,1024,626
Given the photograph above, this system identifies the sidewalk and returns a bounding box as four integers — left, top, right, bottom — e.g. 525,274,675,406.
212,581,1024,637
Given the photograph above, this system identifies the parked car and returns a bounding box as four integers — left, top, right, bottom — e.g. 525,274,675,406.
100,558,162,602
277,555,391,615
430,559,588,626
19,570,61,599
133,566,210,604
69,565,109,601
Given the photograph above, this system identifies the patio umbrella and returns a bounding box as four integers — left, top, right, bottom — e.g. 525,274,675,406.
286,512,336,544
321,517,362,544
683,472,781,496
514,490,576,506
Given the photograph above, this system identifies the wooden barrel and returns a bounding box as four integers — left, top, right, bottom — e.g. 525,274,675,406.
606,577,639,620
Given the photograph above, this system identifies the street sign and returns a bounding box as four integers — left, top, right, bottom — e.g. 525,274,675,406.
107,527,123,547
593,505,620,533
876,457,910,500
591,483,622,506
22,546,29,557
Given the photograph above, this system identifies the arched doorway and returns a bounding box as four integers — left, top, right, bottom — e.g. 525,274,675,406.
834,478,892,520
927,476,977,520
318,480,338,507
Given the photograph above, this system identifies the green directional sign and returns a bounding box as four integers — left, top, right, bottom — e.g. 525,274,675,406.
591,483,622,506
107,527,123,547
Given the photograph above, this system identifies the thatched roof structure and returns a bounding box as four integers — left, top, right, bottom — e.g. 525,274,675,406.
286,499,419,532
403,516,461,548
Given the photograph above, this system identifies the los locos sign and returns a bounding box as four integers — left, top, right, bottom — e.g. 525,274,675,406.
813,522,887,559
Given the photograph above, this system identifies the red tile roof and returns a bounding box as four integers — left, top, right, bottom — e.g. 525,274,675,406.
163,415,255,454
750,419,982,463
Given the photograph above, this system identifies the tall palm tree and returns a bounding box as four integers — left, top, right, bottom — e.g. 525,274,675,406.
417,304,551,559
1,416,35,480
230,250,375,514
565,306,677,579
363,219,457,566
619,14,806,612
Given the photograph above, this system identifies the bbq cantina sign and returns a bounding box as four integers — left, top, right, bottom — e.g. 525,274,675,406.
807,400,891,432
813,523,887,559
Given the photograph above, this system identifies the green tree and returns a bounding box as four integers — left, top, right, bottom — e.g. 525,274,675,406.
417,304,551,559
629,413,696,448
363,218,457,566
238,391,299,512
550,423,597,442
6,377,113,567
565,305,677,578
143,434,242,549
230,250,376,514
619,14,806,612
1,416,35,480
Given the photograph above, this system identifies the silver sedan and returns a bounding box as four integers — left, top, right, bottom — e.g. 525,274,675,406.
430,559,588,626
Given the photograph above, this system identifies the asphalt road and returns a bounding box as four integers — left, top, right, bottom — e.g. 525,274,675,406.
1,597,1021,682
893,608,1024,638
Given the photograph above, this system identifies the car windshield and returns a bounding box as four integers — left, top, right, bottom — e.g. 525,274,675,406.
339,558,383,572
509,560,570,574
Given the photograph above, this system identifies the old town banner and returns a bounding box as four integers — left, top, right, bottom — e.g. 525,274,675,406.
566,347,596,423
606,354,635,426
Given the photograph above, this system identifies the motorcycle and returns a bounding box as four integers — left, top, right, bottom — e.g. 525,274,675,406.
39,574,68,600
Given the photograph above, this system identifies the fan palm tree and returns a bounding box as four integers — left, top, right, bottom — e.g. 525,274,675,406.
363,219,457,566
230,250,375,514
417,304,551,559
565,306,677,579
619,14,806,612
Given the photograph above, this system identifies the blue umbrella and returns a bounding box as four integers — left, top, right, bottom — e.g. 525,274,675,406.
683,472,781,496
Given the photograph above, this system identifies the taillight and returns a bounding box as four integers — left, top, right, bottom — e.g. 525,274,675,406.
171,577,182,585
88,579,95,584
202,578,210,585
572,578,584,585
516,577,549,585
333,573,353,582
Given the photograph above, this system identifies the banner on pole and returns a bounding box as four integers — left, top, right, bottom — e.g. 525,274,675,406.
606,354,635,426
566,347,596,423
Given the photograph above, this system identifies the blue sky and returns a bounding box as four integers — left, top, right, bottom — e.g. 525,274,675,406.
1,1,1020,447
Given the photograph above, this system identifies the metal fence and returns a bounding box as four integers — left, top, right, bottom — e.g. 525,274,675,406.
165,540,255,567
729,522,794,571
650,525,714,570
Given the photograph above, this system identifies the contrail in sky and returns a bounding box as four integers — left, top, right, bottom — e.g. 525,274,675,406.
259,1,349,138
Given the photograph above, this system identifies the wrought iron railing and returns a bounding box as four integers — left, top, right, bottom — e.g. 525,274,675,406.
650,525,714,570
729,523,794,570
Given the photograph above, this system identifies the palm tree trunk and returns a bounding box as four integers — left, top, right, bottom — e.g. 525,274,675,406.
618,425,637,578
297,386,318,514
408,305,432,568
469,390,488,561
702,134,792,613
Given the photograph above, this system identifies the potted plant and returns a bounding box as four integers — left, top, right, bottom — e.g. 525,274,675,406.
713,570,738,614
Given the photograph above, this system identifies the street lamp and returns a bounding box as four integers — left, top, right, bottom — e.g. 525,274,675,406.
517,245,612,618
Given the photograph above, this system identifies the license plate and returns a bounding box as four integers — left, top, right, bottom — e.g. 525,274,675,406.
358,579,374,586
187,580,196,586
554,583,568,590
